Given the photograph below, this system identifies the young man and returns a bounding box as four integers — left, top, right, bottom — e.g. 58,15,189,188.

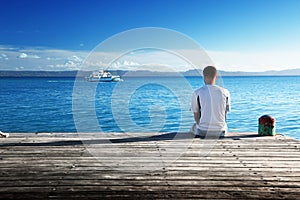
191,66,230,138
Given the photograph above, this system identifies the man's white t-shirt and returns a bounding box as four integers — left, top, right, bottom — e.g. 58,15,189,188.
191,84,230,132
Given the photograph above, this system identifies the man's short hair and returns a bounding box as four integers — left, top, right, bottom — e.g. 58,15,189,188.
203,66,217,78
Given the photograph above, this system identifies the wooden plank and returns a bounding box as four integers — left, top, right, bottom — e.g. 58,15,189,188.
0,132,300,199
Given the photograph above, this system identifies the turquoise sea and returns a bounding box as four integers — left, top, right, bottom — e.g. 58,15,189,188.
0,76,299,140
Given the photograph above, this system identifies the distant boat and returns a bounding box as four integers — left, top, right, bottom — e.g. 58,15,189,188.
86,70,121,82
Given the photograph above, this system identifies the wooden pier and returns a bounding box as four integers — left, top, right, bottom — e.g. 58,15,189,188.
0,132,300,199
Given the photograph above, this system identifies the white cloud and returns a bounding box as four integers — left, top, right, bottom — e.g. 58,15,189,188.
0,53,8,60
207,50,300,72
19,53,28,58
0,45,299,72
18,52,40,59
30,54,40,59
0,45,19,51
15,66,24,70
68,55,83,63
97,50,195,72
0,46,87,71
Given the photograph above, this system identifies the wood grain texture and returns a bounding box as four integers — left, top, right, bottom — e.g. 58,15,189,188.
0,132,299,199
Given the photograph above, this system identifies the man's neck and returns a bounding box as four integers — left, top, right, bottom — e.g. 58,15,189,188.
205,82,215,85
204,77,216,85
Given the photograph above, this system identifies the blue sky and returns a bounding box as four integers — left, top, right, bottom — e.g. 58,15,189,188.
0,0,300,71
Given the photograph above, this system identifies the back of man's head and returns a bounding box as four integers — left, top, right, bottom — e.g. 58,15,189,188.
203,66,217,84
203,66,217,78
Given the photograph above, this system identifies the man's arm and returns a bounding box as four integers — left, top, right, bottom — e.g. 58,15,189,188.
225,91,231,116
194,112,200,124
191,92,201,124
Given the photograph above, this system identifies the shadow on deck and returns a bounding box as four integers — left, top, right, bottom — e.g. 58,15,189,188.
0,132,260,147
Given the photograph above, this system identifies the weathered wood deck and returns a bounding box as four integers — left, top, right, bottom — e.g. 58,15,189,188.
0,132,300,199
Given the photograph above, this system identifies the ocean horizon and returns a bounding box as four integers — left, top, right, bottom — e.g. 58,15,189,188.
1,68,300,77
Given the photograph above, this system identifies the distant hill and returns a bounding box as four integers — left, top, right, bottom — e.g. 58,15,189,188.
0,68,300,77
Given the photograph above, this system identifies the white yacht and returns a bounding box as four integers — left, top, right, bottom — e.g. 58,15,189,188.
86,70,121,82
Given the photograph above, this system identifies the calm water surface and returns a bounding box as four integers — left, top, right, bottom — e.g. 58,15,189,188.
0,76,299,139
